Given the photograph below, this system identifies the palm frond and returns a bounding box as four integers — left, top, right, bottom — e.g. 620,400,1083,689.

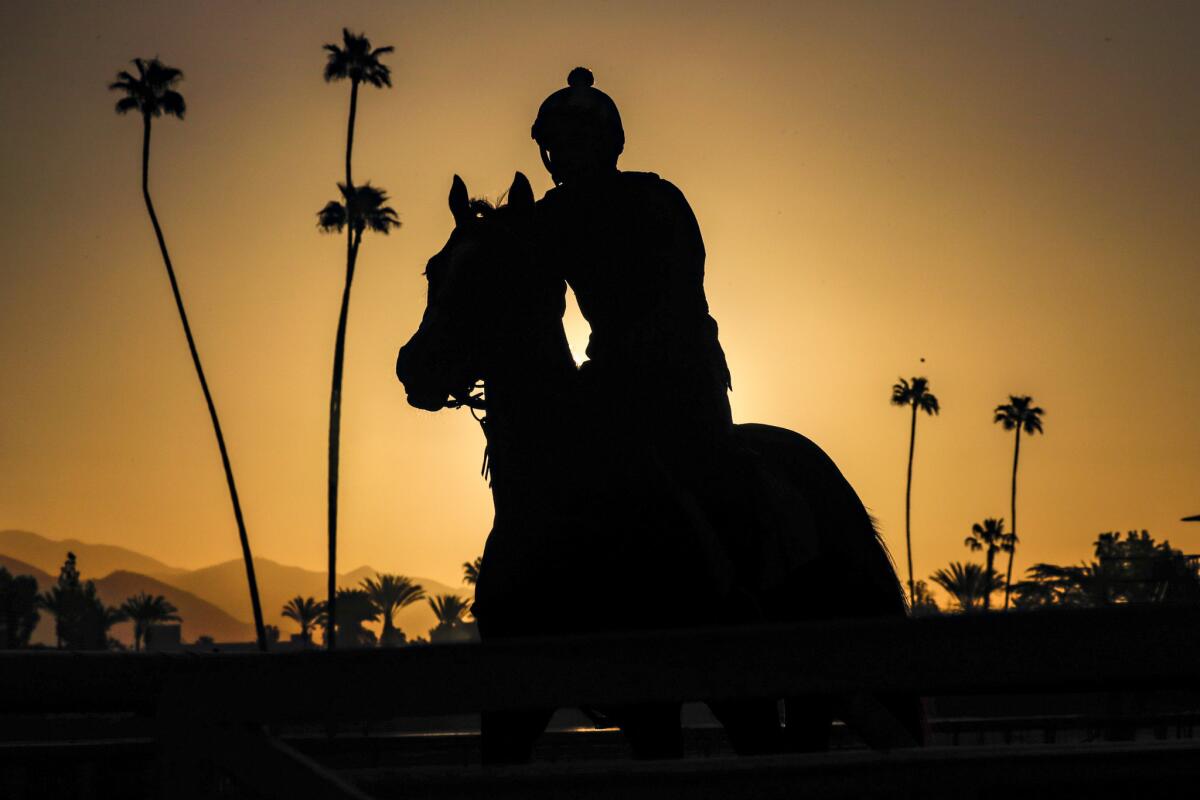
360,574,426,615
160,90,186,118
331,182,402,235
931,561,998,611
994,395,1045,435
323,28,393,88
366,206,401,234
428,593,471,625
323,58,347,82
462,557,483,586
891,376,938,414
317,200,347,232
109,57,186,120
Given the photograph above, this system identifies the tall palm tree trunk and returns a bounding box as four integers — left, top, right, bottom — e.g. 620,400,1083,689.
1004,428,1021,610
345,79,359,186
984,549,994,612
326,77,362,652
904,402,917,604
326,232,361,650
139,115,268,651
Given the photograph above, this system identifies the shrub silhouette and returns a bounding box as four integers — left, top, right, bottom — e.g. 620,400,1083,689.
0,566,40,648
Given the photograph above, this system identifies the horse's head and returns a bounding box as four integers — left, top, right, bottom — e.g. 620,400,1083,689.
396,171,555,411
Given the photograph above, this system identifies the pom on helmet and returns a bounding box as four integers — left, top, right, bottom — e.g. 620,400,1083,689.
567,66,594,88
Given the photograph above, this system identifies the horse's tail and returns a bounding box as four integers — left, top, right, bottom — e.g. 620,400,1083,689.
735,422,926,745
865,510,911,615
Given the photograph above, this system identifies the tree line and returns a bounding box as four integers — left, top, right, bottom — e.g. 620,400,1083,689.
0,553,180,650
0,551,483,650
911,529,1200,614
281,569,477,648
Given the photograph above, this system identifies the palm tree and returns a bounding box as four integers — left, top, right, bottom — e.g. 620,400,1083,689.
109,59,268,651
86,601,129,651
281,596,323,646
963,518,1015,612
890,376,940,604
930,562,1000,613
120,592,181,651
462,557,483,586
320,36,395,643
317,182,400,649
323,28,394,187
325,588,379,648
994,395,1045,609
360,574,425,646
429,594,472,627
428,593,475,643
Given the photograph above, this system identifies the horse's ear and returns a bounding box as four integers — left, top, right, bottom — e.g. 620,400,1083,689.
508,172,534,212
449,174,471,225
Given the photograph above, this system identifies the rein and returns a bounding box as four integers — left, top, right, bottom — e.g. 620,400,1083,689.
446,382,492,481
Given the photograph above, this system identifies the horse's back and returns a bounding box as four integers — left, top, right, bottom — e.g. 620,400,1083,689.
733,422,908,620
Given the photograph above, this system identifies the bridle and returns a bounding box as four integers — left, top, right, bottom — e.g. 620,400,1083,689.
446,381,492,480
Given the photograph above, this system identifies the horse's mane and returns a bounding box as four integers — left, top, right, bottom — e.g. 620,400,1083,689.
467,197,497,218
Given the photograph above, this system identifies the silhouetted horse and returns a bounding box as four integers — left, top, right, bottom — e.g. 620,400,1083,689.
395,173,923,761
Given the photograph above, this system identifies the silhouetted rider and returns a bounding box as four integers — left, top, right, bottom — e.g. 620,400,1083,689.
528,69,784,758
532,67,733,461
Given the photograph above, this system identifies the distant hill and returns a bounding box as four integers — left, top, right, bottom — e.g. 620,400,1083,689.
158,558,470,642
94,570,256,647
0,529,185,579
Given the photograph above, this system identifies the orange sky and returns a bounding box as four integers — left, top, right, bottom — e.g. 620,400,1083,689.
2,2,1198,610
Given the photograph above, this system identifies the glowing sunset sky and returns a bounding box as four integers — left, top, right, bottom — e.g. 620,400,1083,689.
2,2,1197,612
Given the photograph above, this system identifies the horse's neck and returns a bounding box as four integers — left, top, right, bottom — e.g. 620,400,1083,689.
481,318,576,504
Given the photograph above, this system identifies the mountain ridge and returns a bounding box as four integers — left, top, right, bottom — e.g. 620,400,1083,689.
0,529,186,578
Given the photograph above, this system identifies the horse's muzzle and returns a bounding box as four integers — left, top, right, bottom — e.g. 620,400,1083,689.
396,342,453,411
